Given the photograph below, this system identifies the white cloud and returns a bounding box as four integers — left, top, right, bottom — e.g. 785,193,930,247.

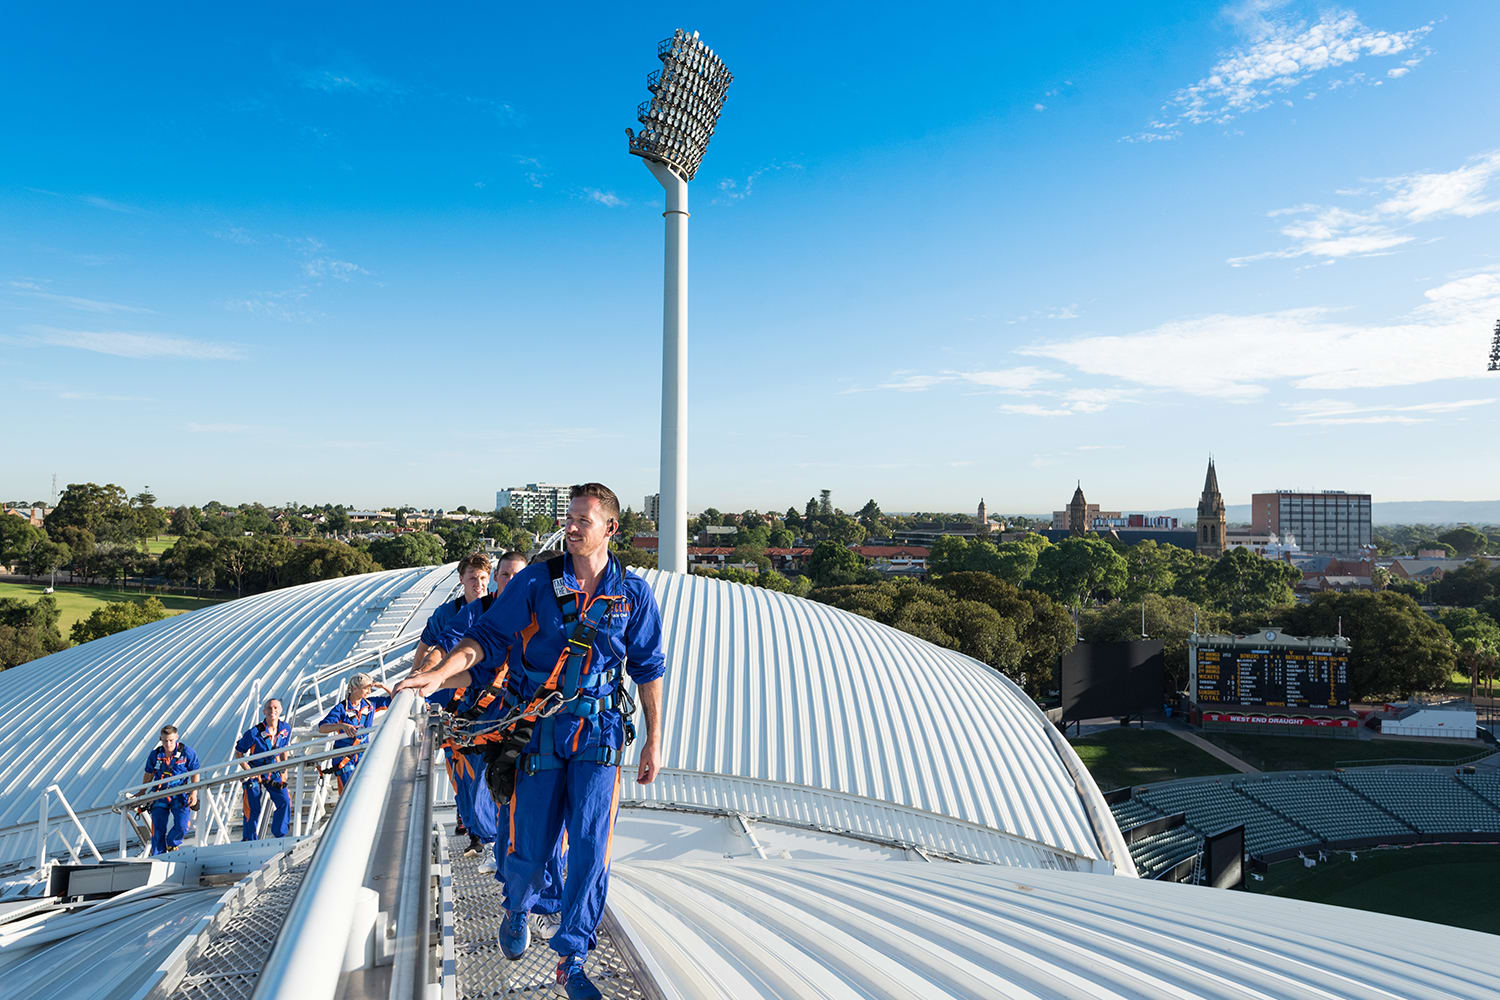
7,280,153,314
226,290,319,323
295,238,367,281
1034,103,1046,112
1133,8,1430,140
28,326,245,360
713,163,802,205
846,366,1140,417
516,156,546,189
1376,150,1500,221
1006,304,1081,324
27,187,144,214
584,188,625,208
1276,397,1495,425
1387,66,1410,78
1231,149,1500,265
1022,267,1500,398
210,225,257,245
58,390,152,402
999,403,1074,417
844,366,1063,394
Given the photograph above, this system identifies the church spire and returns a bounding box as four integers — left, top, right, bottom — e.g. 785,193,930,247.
1196,457,1226,557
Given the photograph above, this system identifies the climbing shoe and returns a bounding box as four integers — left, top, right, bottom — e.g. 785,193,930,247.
498,909,530,960
532,910,562,940
555,953,601,1000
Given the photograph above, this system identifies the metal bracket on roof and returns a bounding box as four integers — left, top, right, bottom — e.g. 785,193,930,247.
727,812,768,860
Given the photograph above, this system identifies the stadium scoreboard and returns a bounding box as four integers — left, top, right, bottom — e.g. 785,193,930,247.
1191,631,1350,710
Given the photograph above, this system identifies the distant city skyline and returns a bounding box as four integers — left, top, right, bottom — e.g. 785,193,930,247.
4,3,1499,511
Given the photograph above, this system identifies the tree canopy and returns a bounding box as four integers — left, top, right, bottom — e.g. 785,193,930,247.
71,597,169,644
1278,591,1455,700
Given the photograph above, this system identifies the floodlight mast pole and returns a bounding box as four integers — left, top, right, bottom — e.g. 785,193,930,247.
627,28,731,576
646,160,690,575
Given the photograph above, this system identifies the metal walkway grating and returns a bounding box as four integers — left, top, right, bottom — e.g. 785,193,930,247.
170,853,313,1000
448,836,648,999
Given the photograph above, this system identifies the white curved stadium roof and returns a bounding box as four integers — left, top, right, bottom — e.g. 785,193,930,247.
610,861,1500,999
617,570,1126,872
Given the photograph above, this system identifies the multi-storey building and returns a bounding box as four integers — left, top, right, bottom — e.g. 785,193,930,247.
495,483,571,520
644,493,660,523
1250,490,1372,555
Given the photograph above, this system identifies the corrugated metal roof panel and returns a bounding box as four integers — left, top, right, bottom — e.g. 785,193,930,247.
610,861,1500,1000
0,565,456,866
620,771,1095,868
0,886,228,1000
623,571,1108,866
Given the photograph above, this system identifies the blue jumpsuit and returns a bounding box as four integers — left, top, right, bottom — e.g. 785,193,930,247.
444,597,562,909
432,596,499,844
142,743,200,854
320,697,390,791
466,554,664,958
235,721,293,840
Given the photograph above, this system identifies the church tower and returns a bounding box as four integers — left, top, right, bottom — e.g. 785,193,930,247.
1196,457,1227,557
1068,482,1089,535
976,497,989,533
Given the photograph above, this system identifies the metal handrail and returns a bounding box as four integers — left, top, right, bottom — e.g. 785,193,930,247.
34,785,103,870
284,634,422,725
252,690,423,1000
107,728,381,857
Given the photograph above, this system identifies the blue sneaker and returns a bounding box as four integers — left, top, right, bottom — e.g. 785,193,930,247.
555,953,601,1000
498,910,529,961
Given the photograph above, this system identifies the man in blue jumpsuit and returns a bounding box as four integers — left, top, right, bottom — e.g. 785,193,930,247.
317,672,392,792
412,552,494,852
399,483,665,1000
438,550,565,898
429,550,529,865
141,725,200,854
234,698,293,840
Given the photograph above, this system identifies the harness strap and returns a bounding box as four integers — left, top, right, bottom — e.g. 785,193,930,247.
520,744,624,774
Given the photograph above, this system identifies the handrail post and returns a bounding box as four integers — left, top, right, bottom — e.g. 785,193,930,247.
293,761,305,837
36,787,49,871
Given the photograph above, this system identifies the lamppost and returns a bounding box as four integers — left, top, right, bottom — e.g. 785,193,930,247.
627,29,732,575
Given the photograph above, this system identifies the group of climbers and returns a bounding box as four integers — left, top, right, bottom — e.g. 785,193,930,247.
133,549,542,856
397,482,666,1000
133,483,667,1000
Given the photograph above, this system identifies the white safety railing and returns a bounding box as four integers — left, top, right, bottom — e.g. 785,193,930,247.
34,785,104,870
284,634,422,727
107,727,383,859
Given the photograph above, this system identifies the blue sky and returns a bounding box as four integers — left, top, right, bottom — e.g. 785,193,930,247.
3,1,1498,515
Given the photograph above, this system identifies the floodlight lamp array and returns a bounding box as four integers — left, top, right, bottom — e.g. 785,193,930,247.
1490,318,1500,372
626,28,732,181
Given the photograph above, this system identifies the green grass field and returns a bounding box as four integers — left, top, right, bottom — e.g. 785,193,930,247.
1202,732,1490,771
143,534,180,554
0,581,221,632
1070,728,1236,792
1251,844,1500,934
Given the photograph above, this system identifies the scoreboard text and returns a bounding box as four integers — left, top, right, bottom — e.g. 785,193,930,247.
1194,646,1349,710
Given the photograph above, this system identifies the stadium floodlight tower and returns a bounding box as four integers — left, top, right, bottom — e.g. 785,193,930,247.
626,29,732,574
